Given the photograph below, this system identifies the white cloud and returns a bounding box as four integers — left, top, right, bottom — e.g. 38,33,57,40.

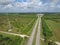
0,0,60,12
51,0,59,4
57,5,60,8
3,4,13,9
0,0,15,5
15,2,28,8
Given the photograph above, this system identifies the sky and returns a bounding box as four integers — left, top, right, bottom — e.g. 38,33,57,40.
0,0,60,13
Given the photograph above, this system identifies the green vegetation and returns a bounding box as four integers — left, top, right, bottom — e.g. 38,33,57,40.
41,40,57,45
0,32,23,45
0,13,38,45
41,17,54,45
41,17,52,41
0,13,38,35
41,14,60,45
43,14,60,42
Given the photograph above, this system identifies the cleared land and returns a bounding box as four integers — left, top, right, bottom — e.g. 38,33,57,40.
0,13,38,45
41,14,60,45
0,13,37,35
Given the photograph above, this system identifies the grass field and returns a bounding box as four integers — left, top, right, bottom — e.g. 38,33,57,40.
44,14,60,42
41,14,60,45
0,13,37,35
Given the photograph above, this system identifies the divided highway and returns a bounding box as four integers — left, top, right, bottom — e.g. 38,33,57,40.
27,14,41,45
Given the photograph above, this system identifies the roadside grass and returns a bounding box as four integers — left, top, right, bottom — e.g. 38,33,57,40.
45,19,60,42
20,37,29,45
40,40,47,45
43,14,60,42
21,18,38,45
40,18,47,45
41,14,60,45
38,16,48,45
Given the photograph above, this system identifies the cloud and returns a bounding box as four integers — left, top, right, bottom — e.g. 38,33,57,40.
14,2,28,8
3,4,13,9
0,0,15,5
51,0,59,4
57,5,60,8
0,0,60,12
